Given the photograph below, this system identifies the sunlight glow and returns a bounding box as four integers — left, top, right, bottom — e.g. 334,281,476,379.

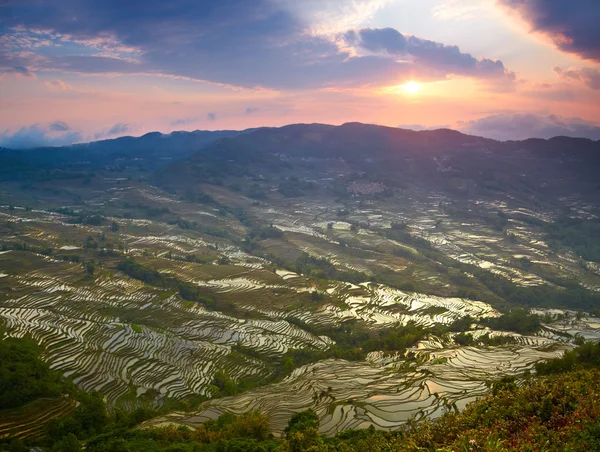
401,81,421,95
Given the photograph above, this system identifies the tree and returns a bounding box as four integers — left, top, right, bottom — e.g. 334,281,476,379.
8,439,27,452
0,338,62,409
85,261,95,276
284,409,324,452
52,433,81,452
284,409,320,436
284,357,295,373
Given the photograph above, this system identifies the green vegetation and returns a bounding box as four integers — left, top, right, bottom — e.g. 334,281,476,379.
0,241,54,256
535,340,600,375
0,338,62,409
280,320,426,369
205,369,264,399
453,332,475,346
8,332,599,452
483,308,541,335
247,183,268,200
470,264,600,311
243,226,284,251
292,253,369,285
116,259,216,308
384,224,434,252
278,177,315,198
230,319,427,386
544,216,600,262
83,411,276,452
361,323,427,353
14,346,599,452
0,338,160,451
117,258,167,286
98,343,600,451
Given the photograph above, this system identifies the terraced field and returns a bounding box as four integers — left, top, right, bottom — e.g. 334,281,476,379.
0,397,77,441
0,249,334,407
0,237,504,410
1,139,600,438
145,330,576,435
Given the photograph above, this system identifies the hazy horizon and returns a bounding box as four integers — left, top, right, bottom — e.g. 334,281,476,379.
3,120,600,150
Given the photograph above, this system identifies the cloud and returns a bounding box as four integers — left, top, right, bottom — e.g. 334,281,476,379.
497,0,600,62
170,117,197,126
207,112,217,121
458,112,600,141
0,123,82,148
1,65,36,78
553,67,600,90
0,0,516,90
48,121,71,132
245,107,259,115
521,83,575,101
274,0,391,35
44,79,74,90
398,124,449,131
94,122,131,139
107,122,130,135
433,0,486,21
343,27,515,85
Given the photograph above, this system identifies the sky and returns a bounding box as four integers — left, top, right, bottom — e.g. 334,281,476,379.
1,0,600,147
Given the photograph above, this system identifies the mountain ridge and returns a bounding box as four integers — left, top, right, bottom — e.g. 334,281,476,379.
1,122,599,154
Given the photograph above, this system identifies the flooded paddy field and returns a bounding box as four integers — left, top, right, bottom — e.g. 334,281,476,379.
1,162,599,434
146,331,578,435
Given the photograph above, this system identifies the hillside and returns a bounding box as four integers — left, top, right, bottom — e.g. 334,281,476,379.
157,123,600,207
0,128,245,180
1,122,600,449
3,337,600,451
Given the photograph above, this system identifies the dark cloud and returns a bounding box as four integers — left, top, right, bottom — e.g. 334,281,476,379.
497,0,600,62
553,67,600,90
0,124,82,148
458,112,600,140
1,65,36,78
245,107,259,115
207,112,217,121
344,28,515,82
347,28,407,54
1,0,516,90
48,121,71,132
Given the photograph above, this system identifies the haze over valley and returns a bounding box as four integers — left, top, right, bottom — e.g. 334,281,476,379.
2,1,600,451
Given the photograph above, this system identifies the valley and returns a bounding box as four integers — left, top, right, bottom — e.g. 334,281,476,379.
1,123,600,443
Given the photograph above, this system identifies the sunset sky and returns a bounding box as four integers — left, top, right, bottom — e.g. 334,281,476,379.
1,0,599,147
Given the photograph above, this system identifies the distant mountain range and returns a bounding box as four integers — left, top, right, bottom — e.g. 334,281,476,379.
1,124,599,203
151,122,600,206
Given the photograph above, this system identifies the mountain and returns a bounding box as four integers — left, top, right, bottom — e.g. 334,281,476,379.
157,122,600,206
0,128,252,180
2,122,600,450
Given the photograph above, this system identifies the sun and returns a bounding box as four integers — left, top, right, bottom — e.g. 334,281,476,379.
401,81,421,95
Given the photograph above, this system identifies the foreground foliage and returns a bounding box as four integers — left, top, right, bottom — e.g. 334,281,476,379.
4,338,600,451
0,338,62,409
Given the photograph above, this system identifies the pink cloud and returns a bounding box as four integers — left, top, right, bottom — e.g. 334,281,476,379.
44,79,74,90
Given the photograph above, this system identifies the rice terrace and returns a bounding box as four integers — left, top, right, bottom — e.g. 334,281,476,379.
2,1,600,450
1,122,600,450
